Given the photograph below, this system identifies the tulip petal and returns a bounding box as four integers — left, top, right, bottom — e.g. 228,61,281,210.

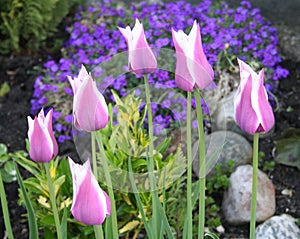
251,69,275,132
27,115,54,163
69,158,111,225
234,59,274,134
119,19,157,74
188,21,214,89
172,29,195,91
45,109,58,157
73,74,109,131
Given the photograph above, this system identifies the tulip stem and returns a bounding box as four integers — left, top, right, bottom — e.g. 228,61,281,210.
94,132,119,239
91,133,105,239
144,74,159,238
44,162,62,239
186,91,193,239
195,89,206,239
250,132,259,239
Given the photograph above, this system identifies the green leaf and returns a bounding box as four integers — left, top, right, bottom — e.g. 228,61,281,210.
204,232,220,239
0,171,14,239
15,164,38,239
274,128,300,169
0,82,10,97
40,214,55,226
156,137,172,154
0,143,8,156
61,206,68,239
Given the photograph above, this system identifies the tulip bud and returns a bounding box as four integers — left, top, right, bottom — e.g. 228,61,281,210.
27,108,58,163
234,58,275,134
68,157,111,225
118,18,157,75
68,65,109,132
172,20,214,91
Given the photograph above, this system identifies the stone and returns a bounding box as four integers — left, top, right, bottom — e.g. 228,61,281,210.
192,131,252,177
222,165,275,225
256,214,300,239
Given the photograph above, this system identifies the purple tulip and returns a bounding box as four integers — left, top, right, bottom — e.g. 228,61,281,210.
68,157,111,225
118,18,157,75
27,108,58,163
68,65,109,131
172,20,214,92
234,58,275,134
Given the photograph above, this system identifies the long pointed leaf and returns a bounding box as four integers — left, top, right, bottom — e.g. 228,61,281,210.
0,171,14,239
15,164,38,239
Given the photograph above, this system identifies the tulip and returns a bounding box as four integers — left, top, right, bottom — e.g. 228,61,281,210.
234,58,275,134
68,157,111,225
172,20,214,91
118,18,157,74
27,108,58,163
68,65,109,131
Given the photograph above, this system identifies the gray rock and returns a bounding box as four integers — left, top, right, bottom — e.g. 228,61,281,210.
192,131,252,177
256,214,300,239
222,165,275,225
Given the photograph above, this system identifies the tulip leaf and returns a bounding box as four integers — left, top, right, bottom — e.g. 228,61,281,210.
15,164,38,239
274,128,300,169
61,206,68,239
119,220,140,234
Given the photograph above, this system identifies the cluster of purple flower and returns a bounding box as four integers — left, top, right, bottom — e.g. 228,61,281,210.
31,0,288,142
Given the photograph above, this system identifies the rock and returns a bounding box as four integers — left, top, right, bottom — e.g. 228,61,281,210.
256,214,300,239
212,90,242,134
222,165,275,225
192,131,252,177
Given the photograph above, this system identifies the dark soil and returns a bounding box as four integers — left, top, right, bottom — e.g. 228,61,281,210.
0,16,299,239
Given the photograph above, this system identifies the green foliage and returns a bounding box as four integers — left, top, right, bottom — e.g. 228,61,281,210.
206,160,235,195
274,128,300,169
0,143,17,183
0,82,10,97
258,151,275,173
97,90,186,237
0,0,81,54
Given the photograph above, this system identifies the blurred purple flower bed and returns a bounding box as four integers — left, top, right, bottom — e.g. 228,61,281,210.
30,0,289,142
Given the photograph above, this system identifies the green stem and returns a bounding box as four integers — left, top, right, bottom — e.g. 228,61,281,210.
250,133,259,239
45,162,62,239
0,172,14,239
186,92,193,239
91,133,105,239
94,132,118,239
195,89,206,239
144,74,158,238
94,223,104,239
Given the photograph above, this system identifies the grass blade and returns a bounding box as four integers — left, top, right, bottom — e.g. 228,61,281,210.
15,164,38,239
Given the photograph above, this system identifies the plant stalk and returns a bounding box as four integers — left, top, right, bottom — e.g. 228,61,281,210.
250,132,259,239
186,91,193,239
91,132,105,239
45,162,62,239
195,89,206,239
144,74,159,238
94,132,118,239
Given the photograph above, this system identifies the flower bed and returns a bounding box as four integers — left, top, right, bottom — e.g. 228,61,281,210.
30,0,288,142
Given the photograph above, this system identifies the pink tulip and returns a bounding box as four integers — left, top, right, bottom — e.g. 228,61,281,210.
172,20,214,91
68,157,111,225
234,58,275,134
118,18,157,74
27,108,58,163
68,65,109,131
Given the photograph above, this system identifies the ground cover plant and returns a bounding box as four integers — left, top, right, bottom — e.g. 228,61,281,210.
30,0,288,142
